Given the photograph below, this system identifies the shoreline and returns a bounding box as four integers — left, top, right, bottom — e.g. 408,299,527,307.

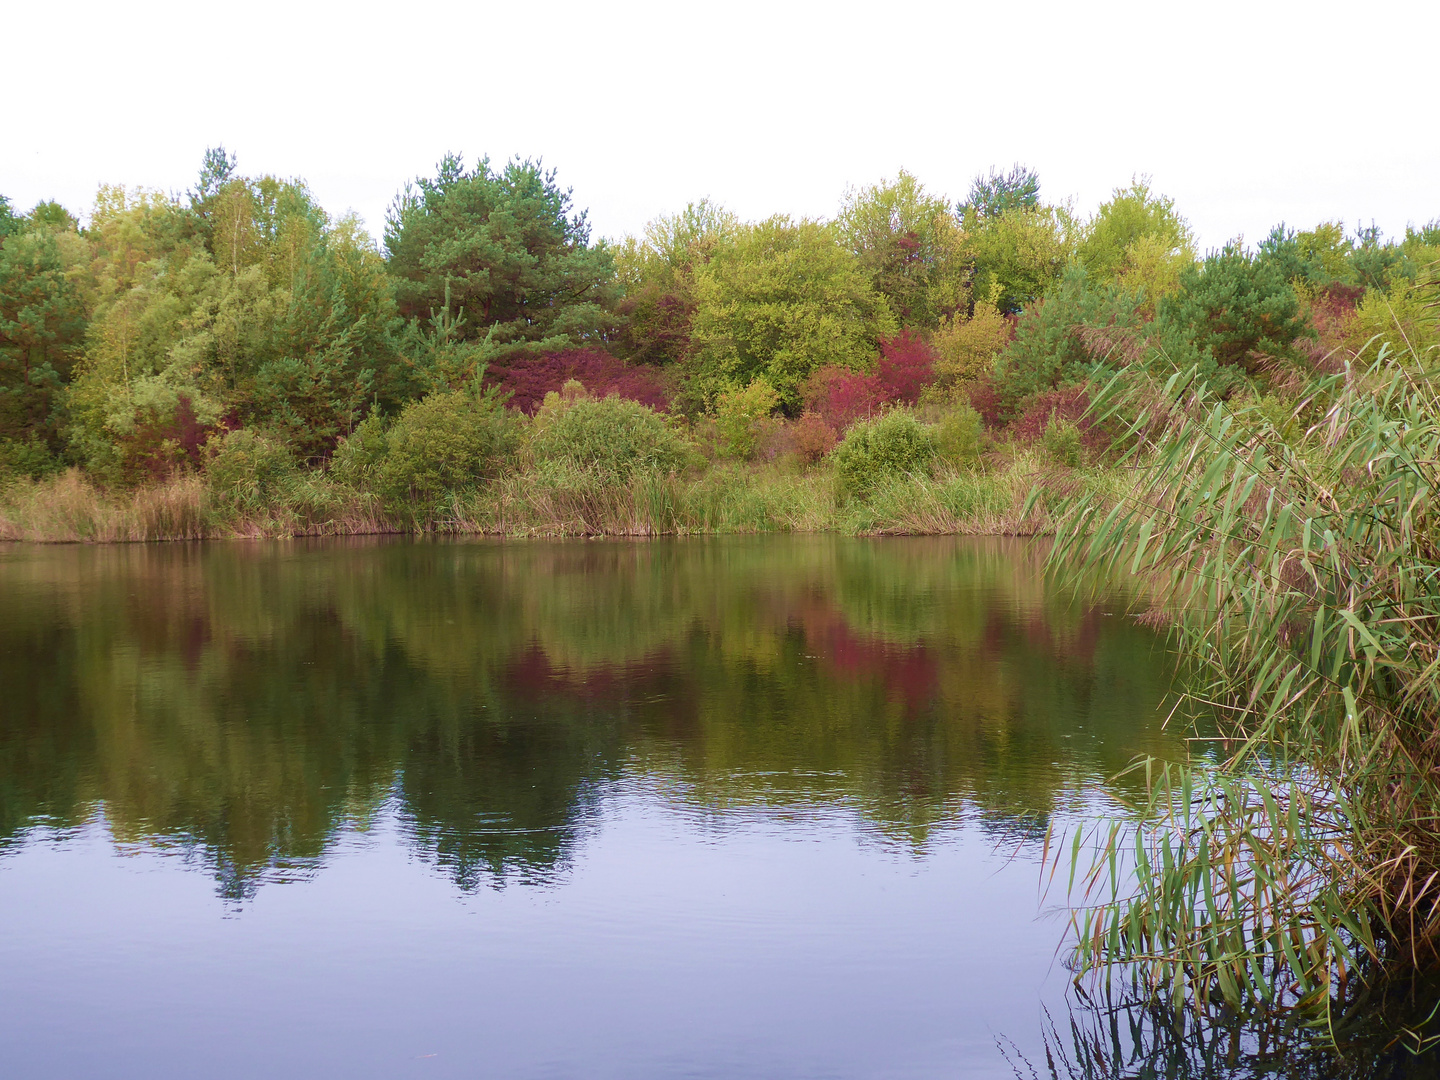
0,453,1112,545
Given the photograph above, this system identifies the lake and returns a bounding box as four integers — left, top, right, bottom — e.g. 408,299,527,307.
0,535,1188,1078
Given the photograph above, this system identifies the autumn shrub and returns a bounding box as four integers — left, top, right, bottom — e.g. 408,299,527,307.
205,429,299,512
486,348,670,415
789,413,839,465
116,394,213,483
876,329,936,404
714,379,780,460
832,410,936,500
801,365,885,430
530,384,691,481
932,301,1015,384
1042,419,1082,467
962,376,1008,430
1341,281,1439,364
376,388,519,509
1008,386,1106,452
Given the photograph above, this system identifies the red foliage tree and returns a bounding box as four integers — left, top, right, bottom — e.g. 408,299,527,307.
485,349,670,415
801,365,886,430
120,394,213,482
876,329,937,404
962,376,1008,430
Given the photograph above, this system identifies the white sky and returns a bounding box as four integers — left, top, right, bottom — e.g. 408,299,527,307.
6,0,1436,254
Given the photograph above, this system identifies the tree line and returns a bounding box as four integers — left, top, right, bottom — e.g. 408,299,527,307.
0,147,1434,491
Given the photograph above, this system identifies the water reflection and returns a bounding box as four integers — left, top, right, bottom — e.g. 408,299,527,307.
0,536,1180,898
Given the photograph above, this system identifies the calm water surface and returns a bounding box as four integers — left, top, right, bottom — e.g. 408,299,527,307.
0,536,1184,1079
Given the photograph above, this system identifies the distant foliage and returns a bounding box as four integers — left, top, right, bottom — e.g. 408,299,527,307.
832,410,935,499
1079,179,1195,285
118,393,213,482
611,199,738,368
1041,419,1082,467
688,215,897,412
932,404,984,466
529,384,690,480
384,153,615,358
993,265,1143,420
329,412,390,491
1155,244,1311,391
836,171,967,328
0,435,61,482
486,349,669,415
1009,386,1106,456
960,164,1040,220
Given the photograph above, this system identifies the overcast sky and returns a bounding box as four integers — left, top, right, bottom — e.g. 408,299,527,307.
6,0,1435,253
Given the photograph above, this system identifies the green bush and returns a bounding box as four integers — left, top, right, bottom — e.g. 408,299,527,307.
329,412,391,491
205,429,299,512
932,404,984,467
0,437,63,483
377,388,518,506
1042,418,1082,467
530,389,691,481
832,409,935,499
713,379,780,460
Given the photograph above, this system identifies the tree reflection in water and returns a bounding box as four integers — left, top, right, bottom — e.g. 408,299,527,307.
0,535,1182,898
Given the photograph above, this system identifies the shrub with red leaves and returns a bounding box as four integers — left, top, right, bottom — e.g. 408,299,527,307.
1009,386,1107,449
789,413,839,464
486,349,670,415
962,376,1008,430
1300,283,1365,373
876,329,936,405
119,394,213,482
801,365,887,430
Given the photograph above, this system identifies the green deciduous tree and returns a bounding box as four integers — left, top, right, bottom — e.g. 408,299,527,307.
836,170,966,329
962,204,1080,316
1079,179,1195,304
66,161,399,476
687,216,896,412
612,199,738,367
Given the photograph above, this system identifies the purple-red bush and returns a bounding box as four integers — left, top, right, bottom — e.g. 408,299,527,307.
962,376,1008,430
486,349,670,415
876,329,937,405
1299,283,1364,374
801,365,886,430
789,414,839,464
1009,386,1107,449
119,394,214,482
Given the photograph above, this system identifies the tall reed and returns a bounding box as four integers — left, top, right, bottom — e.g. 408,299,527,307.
1043,332,1440,1031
